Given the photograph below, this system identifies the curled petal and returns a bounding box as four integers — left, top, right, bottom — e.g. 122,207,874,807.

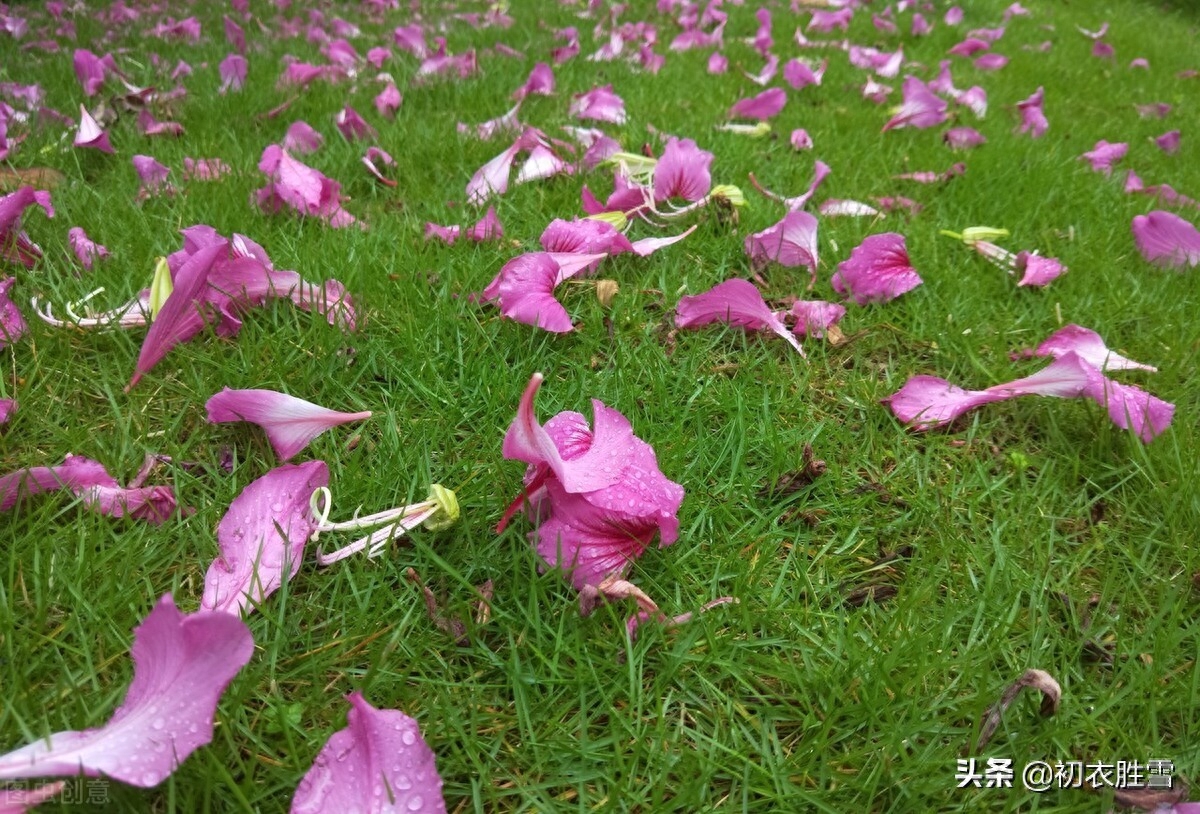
675,278,804,356
206,387,371,461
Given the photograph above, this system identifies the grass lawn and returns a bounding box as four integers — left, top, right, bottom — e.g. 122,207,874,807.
2,0,1199,811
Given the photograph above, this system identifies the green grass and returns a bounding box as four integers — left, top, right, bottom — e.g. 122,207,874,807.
2,0,1199,811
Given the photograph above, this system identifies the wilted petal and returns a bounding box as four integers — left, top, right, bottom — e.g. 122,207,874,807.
883,76,947,131
808,8,852,32
744,210,819,282
466,141,522,205
73,104,113,153
361,146,396,186
291,692,446,814
749,160,831,211
789,300,845,338
707,52,728,74
675,278,804,356
201,461,329,615
831,233,922,305
974,53,1008,70
1079,140,1128,175
206,388,371,461
458,103,521,141
1131,210,1200,268
0,595,252,787
728,87,786,121
628,225,696,257
653,137,713,203
1030,324,1157,373
76,484,177,525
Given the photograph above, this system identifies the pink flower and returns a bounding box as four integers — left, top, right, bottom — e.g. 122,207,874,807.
499,373,684,589
0,595,252,788
74,104,113,153
424,222,460,245
202,461,329,615
206,388,371,461
808,9,852,33
790,300,845,338
1014,86,1048,137
569,84,626,125
707,52,728,74
1024,324,1157,373
1154,130,1181,155
283,121,324,154
912,13,932,36
292,693,446,814
138,110,185,137
67,226,109,271
1131,211,1200,268
674,278,804,356
132,154,171,196
744,210,819,282
514,143,572,185
728,87,787,121
256,145,357,227
790,129,813,150
333,106,377,142
482,252,574,333
467,206,504,242
73,49,108,96
0,399,14,424
653,137,713,203
1,186,53,268
945,7,964,25
1014,251,1066,287
783,57,826,90
513,61,554,100
466,128,541,205
882,77,948,131
1092,41,1114,59
224,14,245,53
831,233,922,305
373,82,402,118
218,53,247,93
944,127,986,150
1079,140,1128,175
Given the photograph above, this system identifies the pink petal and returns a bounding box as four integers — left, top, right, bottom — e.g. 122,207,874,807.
653,137,713,203
1131,210,1200,268
789,300,845,338
0,595,252,787
206,388,371,461
674,278,804,356
218,53,247,93
362,146,396,186
882,76,948,131
76,484,178,525
373,82,402,119
73,104,113,153
1014,252,1066,287
749,160,831,211
0,187,52,268
458,103,522,141
540,218,633,256
818,199,881,218
67,227,109,270
973,53,1008,70
466,141,521,205
1030,324,1157,373
944,127,987,150
628,225,696,257
808,8,852,33
1154,130,1181,155
132,154,171,191
183,157,232,182
291,693,446,814
283,121,324,154
790,129,813,150
514,143,570,185
728,87,786,121
831,233,922,305
744,210,819,282
568,84,626,124
483,253,574,333
73,49,106,96
513,61,554,100
1079,140,1128,175
466,206,503,242
1014,86,1048,137
707,52,728,74
424,223,460,245
0,454,116,513
201,461,329,615
1082,373,1174,443
0,399,14,424
0,781,66,811
333,106,377,142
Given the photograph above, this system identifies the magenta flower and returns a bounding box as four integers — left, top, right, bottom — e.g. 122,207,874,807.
912,13,932,36
1154,130,1181,155
728,87,786,121
1131,211,1200,268
0,453,176,524
73,49,108,96
0,595,252,788
707,52,728,74
206,388,371,461
466,206,504,242
0,399,13,424
882,76,948,131
790,300,846,338
944,127,987,150
1079,140,1128,175
1014,86,1048,137
808,8,852,32
675,278,804,356
1026,324,1157,373
744,210,819,283
0,277,25,349
373,82,401,119
202,461,329,615
945,7,964,25
783,57,826,90
1013,252,1066,287
832,233,923,305
292,693,446,814
569,84,626,125
74,104,113,153
132,154,172,197
218,54,247,93
256,145,357,228
513,61,554,100
334,106,377,142
514,143,572,185
0,198,47,262
67,228,108,271
653,137,713,203
481,252,573,333
791,129,813,150
974,53,1008,70
498,373,684,589
283,121,324,154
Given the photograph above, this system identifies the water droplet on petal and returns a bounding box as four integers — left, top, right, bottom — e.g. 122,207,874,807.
400,730,416,746
406,795,424,811
152,717,165,730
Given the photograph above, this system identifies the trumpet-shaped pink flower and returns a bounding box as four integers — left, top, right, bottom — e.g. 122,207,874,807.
883,77,948,131
569,84,626,125
1014,251,1066,287
206,388,371,461
283,121,324,154
256,145,357,228
291,693,446,814
790,300,845,338
218,54,247,93
744,210,819,283
1079,140,1128,175
499,373,684,588
74,104,113,153
1014,86,1048,137
1,277,27,348
653,137,713,203
675,278,805,356
202,461,329,615
0,595,252,788
1131,210,1200,268
728,87,786,121
832,234,922,304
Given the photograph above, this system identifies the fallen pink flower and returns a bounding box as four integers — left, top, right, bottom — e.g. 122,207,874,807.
283,121,324,154
654,137,713,203
675,278,804,356
137,110,184,138
1131,210,1200,268
361,146,396,186
1024,324,1157,373
333,106,377,142
291,693,446,814
540,218,633,257
132,155,171,197
499,373,685,588
569,84,626,125
67,227,109,271
393,24,427,58
73,49,108,96
74,104,113,153
1003,3,1032,20
832,233,922,304
482,252,573,332
728,87,786,121
513,61,554,100
202,461,329,615
850,46,904,78
862,78,893,104
466,128,541,205
424,222,460,245
873,13,897,34
147,16,200,42
1122,172,1199,212
183,157,232,182
416,46,478,81
467,207,503,242
1154,130,1181,155
256,145,357,228
974,53,1008,70
1014,86,1048,137
0,399,13,424
790,129,813,150
218,54,247,93
744,210,819,284
373,82,401,119
0,595,252,788
1,186,53,268
944,127,987,150
741,54,779,86
783,57,826,90
515,143,572,185
790,300,845,338
883,76,948,131
707,52,728,74
1079,140,1128,175
1013,252,1066,287
912,13,932,36
808,8,852,33
206,388,371,461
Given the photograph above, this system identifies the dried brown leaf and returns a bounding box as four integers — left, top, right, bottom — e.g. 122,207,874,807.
975,668,1061,752
595,279,619,309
